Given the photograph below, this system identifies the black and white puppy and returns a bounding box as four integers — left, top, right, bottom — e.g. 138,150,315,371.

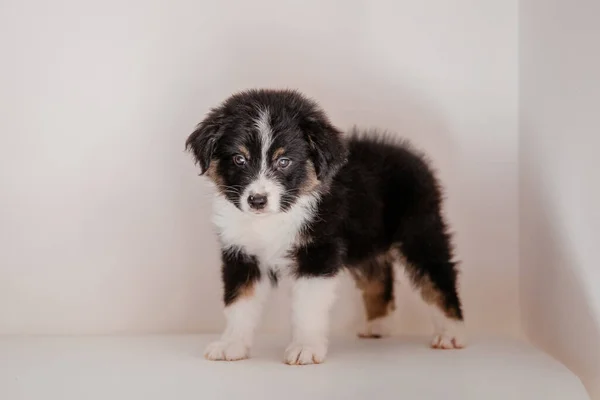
186,89,465,365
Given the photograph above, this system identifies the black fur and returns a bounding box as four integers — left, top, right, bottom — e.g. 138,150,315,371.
221,250,261,306
305,132,463,320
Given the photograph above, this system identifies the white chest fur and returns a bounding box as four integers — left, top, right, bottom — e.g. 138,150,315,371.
211,194,319,270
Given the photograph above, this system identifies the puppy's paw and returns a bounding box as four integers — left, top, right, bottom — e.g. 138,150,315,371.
431,322,466,349
204,340,249,361
357,317,390,339
284,342,327,365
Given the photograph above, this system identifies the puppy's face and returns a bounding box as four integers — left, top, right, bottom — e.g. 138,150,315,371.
186,89,347,215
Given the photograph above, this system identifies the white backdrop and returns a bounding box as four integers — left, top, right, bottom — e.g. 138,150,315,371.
0,0,519,337
520,0,600,396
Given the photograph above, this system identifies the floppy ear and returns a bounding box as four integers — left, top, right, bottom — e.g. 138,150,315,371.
301,112,348,182
185,109,224,175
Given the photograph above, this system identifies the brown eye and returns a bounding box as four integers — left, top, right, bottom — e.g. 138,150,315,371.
233,154,247,166
276,157,291,169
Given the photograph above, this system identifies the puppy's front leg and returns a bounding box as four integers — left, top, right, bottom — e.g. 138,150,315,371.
285,242,341,365
204,250,270,361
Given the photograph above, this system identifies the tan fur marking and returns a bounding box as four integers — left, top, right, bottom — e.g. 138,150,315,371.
419,276,440,304
238,146,250,158
349,269,367,289
397,249,461,321
416,275,459,320
350,251,397,322
374,250,397,266
238,280,255,299
396,250,458,319
272,147,286,161
362,282,393,321
299,161,320,195
206,159,225,188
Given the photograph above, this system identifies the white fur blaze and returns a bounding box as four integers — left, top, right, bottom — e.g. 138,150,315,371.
254,108,272,172
239,108,286,214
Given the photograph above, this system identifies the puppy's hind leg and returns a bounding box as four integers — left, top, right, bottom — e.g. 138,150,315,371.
398,215,466,349
350,254,396,339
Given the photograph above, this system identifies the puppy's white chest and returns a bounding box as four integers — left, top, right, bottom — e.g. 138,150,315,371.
212,195,316,268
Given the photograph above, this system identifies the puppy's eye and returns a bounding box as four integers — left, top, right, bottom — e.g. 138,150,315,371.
276,157,291,169
233,154,247,166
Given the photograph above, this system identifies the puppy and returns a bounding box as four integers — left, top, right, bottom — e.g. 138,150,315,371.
186,89,465,365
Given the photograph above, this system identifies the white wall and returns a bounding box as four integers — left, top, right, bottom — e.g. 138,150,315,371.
520,0,600,397
0,0,519,337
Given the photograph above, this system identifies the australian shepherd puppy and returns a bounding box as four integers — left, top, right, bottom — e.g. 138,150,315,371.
186,89,465,365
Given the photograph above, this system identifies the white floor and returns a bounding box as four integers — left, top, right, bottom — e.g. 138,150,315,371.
0,335,589,400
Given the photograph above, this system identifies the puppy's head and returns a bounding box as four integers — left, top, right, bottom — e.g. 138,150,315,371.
186,89,347,215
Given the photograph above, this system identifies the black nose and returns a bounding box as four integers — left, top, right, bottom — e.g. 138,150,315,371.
248,194,268,210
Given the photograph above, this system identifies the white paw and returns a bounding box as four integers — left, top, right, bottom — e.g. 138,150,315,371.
431,323,466,349
204,340,249,361
284,342,328,365
357,317,390,339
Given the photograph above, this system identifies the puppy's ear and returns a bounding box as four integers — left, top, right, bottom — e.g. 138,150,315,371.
301,112,348,181
185,109,224,175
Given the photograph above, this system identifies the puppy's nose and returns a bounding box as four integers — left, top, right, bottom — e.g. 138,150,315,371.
248,194,268,210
